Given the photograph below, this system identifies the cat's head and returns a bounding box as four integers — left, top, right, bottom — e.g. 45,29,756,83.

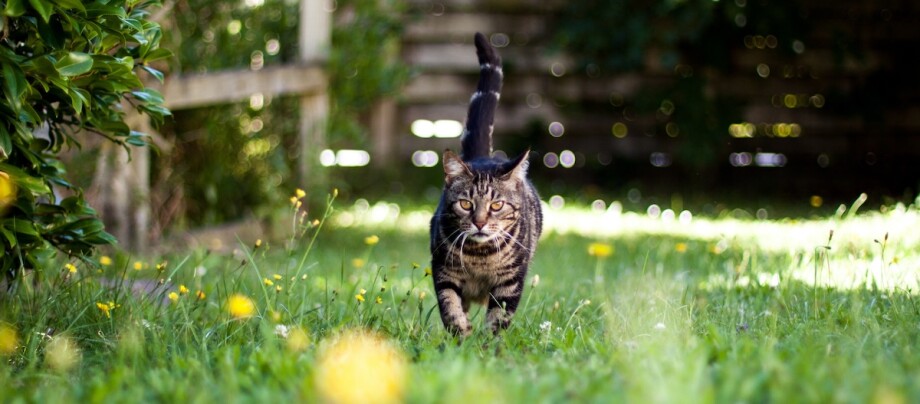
441,150,530,244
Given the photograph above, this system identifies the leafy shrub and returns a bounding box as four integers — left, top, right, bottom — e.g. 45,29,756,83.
0,0,170,280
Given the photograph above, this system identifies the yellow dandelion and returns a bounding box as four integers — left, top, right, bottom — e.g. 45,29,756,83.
419,291,427,300
227,294,256,319
675,242,688,253
359,288,367,295
96,302,114,318
355,294,365,302
424,267,432,277
196,290,206,300
287,327,310,352
295,188,306,199
264,278,274,286
168,292,179,303
375,296,383,304
255,239,263,249
273,274,283,280
99,256,113,266
156,261,167,271
352,258,366,269
289,196,299,206
315,330,406,404
179,285,189,295
276,285,283,293
364,235,380,246
0,324,19,355
588,242,613,258
65,263,77,274
133,261,143,271
295,200,303,210
411,262,420,269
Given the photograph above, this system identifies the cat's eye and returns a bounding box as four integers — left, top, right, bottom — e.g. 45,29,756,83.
490,201,504,211
458,200,473,210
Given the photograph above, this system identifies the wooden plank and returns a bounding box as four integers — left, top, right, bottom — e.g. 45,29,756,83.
160,65,326,110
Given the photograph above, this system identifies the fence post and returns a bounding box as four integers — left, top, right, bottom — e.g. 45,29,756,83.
298,0,331,193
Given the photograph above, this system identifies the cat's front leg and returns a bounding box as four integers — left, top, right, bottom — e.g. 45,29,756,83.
486,276,524,333
434,273,471,337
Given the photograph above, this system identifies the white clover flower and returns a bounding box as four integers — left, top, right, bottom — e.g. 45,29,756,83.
539,321,552,332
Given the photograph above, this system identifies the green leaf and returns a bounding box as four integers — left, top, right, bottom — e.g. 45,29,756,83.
2,63,27,110
0,126,11,159
130,88,164,104
140,65,164,82
51,0,84,12
4,0,26,17
54,52,94,77
27,0,53,22
142,47,172,63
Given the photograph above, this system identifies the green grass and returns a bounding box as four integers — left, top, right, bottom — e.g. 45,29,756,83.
2,197,920,403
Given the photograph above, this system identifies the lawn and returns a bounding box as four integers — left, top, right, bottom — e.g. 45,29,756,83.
1,194,919,403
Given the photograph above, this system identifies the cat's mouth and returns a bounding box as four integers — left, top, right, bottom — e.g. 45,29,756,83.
467,231,494,243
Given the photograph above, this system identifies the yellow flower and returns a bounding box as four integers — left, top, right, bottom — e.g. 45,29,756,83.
332,188,339,198
179,285,189,295
156,261,167,271
276,285,283,293
364,235,379,245
133,261,143,271
273,274,283,280
359,288,367,295
424,267,432,277
264,278,274,286
295,200,303,210
196,290,206,300
0,171,16,212
0,324,19,355
289,196,299,206
295,188,306,199
315,330,407,404
375,296,383,304
96,301,116,318
588,242,613,258
65,263,77,274
168,292,179,303
99,256,113,266
227,294,256,319
255,239,263,249
352,258,366,269
675,243,688,253
355,294,365,303
419,291,427,300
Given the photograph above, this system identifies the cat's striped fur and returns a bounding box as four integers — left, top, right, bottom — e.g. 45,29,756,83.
430,33,543,337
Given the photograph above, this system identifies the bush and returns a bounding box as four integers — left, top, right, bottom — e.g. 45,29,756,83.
0,0,170,281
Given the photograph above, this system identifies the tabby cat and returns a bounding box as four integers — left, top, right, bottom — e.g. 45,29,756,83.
429,33,543,337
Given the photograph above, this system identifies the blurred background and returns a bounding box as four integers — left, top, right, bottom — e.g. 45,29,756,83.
68,0,920,250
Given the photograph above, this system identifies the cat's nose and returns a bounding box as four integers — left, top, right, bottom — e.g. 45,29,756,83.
473,220,487,230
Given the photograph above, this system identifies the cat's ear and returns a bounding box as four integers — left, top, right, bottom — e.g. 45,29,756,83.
443,150,471,180
500,149,530,181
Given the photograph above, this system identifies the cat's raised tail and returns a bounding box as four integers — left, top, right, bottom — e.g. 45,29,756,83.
461,32,503,161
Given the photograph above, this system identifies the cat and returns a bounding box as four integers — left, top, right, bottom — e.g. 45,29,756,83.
429,32,543,337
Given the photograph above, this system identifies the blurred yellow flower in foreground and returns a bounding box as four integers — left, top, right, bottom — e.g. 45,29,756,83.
168,292,179,303
588,242,613,258
133,261,144,271
45,335,81,373
352,258,366,269
295,188,306,199
65,263,77,274
227,294,256,319
675,242,688,253
315,330,407,404
0,324,18,355
364,235,379,245
99,256,113,266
